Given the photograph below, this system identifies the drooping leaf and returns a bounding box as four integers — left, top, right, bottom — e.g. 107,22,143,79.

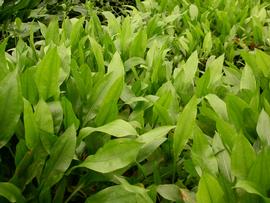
137,126,175,161
86,184,153,203
76,139,142,173
157,184,181,202
0,182,26,203
79,119,138,143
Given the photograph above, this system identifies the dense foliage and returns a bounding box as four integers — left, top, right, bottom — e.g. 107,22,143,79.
1,0,270,202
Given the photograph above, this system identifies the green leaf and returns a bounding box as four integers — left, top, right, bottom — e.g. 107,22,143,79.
231,134,256,179
189,4,198,20
137,126,175,161
61,97,80,129
129,28,148,58
240,65,256,92
89,37,105,74
41,126,76,189
196,173,225,203
157,184,181,202
79,119,138,143
76,139,142,173
173,96,197,159
205,94,228,121
0,70,22,148
256,109,270,146
248,147,270,195
235,180,270,201
86,185,153,203
192,127,218,176
203,32,212,55
0,182,26,203
35,47,61,100
23,99,39,149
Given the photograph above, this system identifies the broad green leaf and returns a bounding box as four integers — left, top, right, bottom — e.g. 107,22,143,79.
157,184,181,202
45,17,59,45
240,65,256,92
255,49,270,77
89,37,105,74
21,67,38,104
41,126,76,189
183,51,198,84
226,95,249,131
173,96,197,159
70,17,85,50
231,134,256,179
58,44,71,85
0,38,8,80
76,139,142,173
189,4,198,20
94,52,125,125
205,94,228,120
23,99,39,149
256,109,270,146
203,32,212,55
35,47,61,100
61,97,80,129
0,182,26,203
196,173,225,203
137,126,175,161
248,147,270,195
207,55,224,88
79,119,138,143
212,134,233,182
48,101,63,134
0,70,23,148
34,99,54,134
129,28,147,58
235,180,270,201
86,185,153,203
192,127,218,176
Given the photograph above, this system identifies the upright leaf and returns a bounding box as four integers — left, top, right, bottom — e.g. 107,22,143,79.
256,109,270,146
173,96,197,159
196,173,225,203
41,126,76,189
35,47,61,100
0,70,22,148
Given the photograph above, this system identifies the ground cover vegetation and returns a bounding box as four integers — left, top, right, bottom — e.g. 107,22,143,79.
1,0,270,202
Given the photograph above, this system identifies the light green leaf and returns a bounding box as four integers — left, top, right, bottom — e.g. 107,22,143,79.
205,94,228,120
137,126,175,161
89,37,105,74
256,109,270,146
203,32,212,55
23,99,39,149
86,185,153,203
61,97,80,130
79,119,138,143
196,173,225,203
35,47,61,100
231,134,256,179
240,65,256,92
157,184,181,202
189,4,198,20
192,127,218,176
0,70,23,148
76,139,142,173
0,182,26,203
173,96,197,159
41,126,76,189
